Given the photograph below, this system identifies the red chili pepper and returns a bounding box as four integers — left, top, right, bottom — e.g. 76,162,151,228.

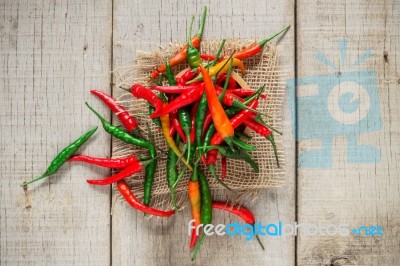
200,54,215,61
216,74,237,90
190,102,199,143
243,118,279,167
68,154,138,169
86,160,144,186
151,84,198,94
117,180,175,217
91,90,138,133
229,89,267,99
212,201,264,250
169,123,177,137
170,110,187,142
221,156,227,179
130,84,163,113
150,84,204,118
201,110,212,138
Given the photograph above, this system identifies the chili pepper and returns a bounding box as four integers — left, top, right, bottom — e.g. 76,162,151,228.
68,154,141,169
159,106,193,171
178,69,197,86
178,108,192,161
187,58,245,84
165,60,176,86
200,65,235,147
188,168,201,248
233,25,289,60
201,145,259,172
86,159,154,185
117,180,175,217
167,134,180,210
169,123,177,137
244,118,279,167
91,90,139,133
212,201,265,250
85,103,158,206
191,168,212,260
85,103,155,153
186,16,202,68
170,111,187,142
229,89,267,99
190,102,198,144
200,54,215,61
149,7,207,79
151,84,198,94
21,126,98,187
125,84,163,113
150,84,204,118
221,156,227,179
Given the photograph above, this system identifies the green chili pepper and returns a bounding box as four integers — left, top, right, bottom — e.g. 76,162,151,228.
166,134,180,210
195,93,207,149
21,126,98,187
165,60,176,86
178,108,192,161
186,16,201,68
86,102,157,206
149,105,161,128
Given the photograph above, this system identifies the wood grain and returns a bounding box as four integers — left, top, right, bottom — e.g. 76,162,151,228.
111,0,295,265
297,0,400,265
0,1,112,265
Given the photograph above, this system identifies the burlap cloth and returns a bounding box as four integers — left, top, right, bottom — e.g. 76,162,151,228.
112,39,285,209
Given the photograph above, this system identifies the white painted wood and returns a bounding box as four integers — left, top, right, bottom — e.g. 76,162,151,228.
297,0,400,265
111,1,295,265
0,1,112,265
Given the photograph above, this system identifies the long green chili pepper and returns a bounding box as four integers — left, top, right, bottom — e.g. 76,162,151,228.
191,168,212,261
85,102,157,206
206,39,226,68
195,93,208,149
167,134,180,210
186,16,202,68
21,126,98,187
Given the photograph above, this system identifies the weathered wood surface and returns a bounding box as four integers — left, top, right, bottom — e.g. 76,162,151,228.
0,1,112,265
1,0,400,265
111,1,295,265
297,0,400,265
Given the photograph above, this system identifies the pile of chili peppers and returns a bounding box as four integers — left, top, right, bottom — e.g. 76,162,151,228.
21,7,288,260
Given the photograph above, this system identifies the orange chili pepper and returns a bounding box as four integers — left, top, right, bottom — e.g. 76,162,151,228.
188,180,201,249
199,65,234,142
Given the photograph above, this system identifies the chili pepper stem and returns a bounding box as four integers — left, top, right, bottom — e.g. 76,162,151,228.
231,137,256,151
258,25,291,47
266,135,280,168
255,234,266,251
21,173,49,187
195,7,207,38
208,165,233,192
232,100,270,118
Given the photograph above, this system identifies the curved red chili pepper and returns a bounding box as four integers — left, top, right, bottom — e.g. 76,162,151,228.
131,84,163,113
190,102,199,143
221,156,227,179
150,84,204,118
212,201,254,224
86,161,143,185
201,110,212,138
117,180,175,217
91,90,138,132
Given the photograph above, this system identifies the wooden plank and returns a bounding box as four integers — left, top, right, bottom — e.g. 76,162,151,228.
112,1,295,265
0,1,112,265
296,0,400,265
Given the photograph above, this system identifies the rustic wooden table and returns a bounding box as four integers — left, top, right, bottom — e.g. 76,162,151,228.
1,0,399,265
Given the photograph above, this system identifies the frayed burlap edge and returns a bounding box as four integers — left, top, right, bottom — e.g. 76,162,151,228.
111,39,286,211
